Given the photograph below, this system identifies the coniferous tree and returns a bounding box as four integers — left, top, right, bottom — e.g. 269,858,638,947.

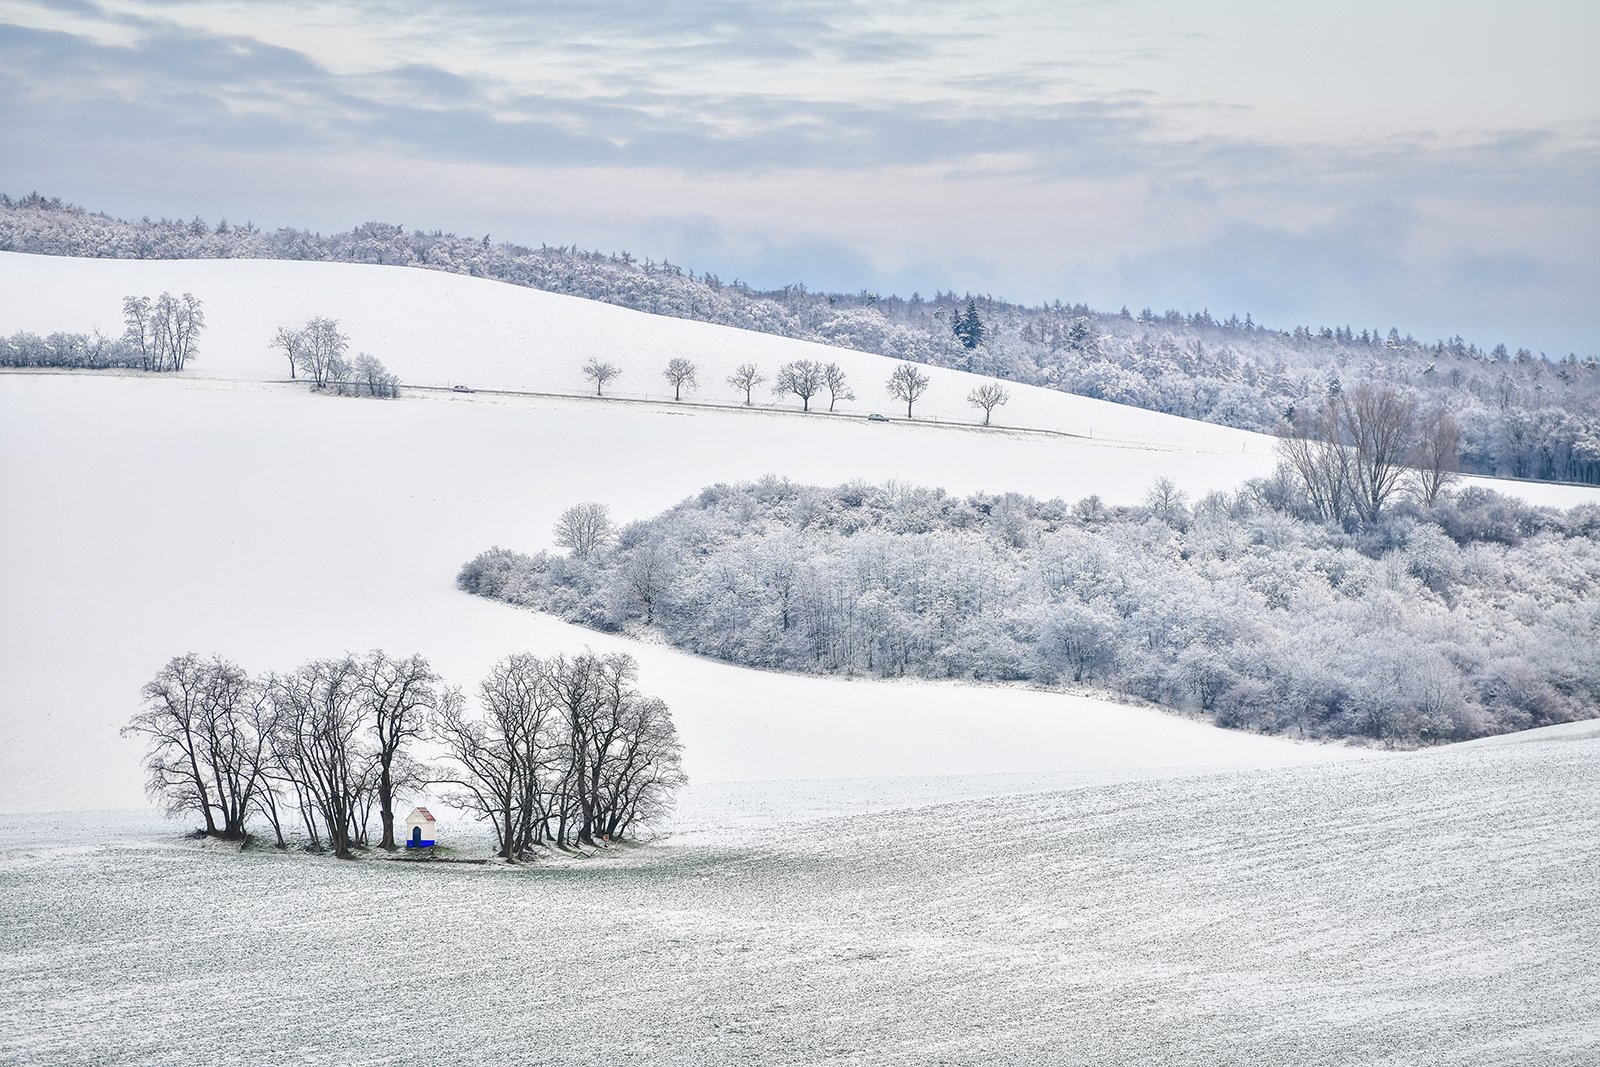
954,299,985,350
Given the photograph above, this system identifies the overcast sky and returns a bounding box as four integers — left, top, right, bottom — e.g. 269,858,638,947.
3,0,1596,353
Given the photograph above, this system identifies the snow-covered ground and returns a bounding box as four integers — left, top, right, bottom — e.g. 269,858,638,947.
3,254,1596,815
3,730,1594,1066
3,250,1272,452
0,373,1352,815
3,252,1596,1065
2,251,1595,508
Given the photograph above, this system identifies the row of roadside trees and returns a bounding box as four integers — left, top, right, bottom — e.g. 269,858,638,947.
270,317,400,397
124,649,683,859
581,356,1012,423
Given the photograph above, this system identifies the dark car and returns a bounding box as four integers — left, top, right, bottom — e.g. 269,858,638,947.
867,413,888,422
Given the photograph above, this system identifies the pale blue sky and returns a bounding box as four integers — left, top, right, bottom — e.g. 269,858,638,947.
2,0,1596,353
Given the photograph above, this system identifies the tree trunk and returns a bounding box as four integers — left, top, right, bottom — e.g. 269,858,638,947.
378,769,397,850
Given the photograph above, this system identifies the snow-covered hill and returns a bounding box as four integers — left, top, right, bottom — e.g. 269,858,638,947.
0,249,1286,453
4,728,1594,1065
3,250,1595,1067
1,253,1593,815
6,251,1593,507
0,374,1354,815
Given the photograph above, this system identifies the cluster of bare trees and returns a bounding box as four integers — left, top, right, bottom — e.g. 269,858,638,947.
121,292,205,371
126,651,438,854
124,649,682,858
434,652,685,856
1278,384,1460,522
271,317,399,397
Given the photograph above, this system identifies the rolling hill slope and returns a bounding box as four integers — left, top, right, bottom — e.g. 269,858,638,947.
0,374,1354,814
3,725,1594,1066
0,250,1272,450
5,251,1593,507
1,253,1594,814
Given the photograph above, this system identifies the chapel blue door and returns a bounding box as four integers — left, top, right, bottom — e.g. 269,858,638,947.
410,825,422,847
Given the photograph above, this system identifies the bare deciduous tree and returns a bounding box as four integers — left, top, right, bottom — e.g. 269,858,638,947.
124,654,269,840
583,359,621,396
434,685,522,857
1411,408,1461,505
726,362,764,405
268,656,370,857
554,502,614,559
271,325,305,380
1278,399,1358,523
122,296,154,371
1278,385,1420,523
662,357,697,400
967,382,1009,425
1344,384,1417,522
620,537,673,624
822,362,854,411
773,359,824,411
294,316,349,389
1144,476,1190,529
355,651,440,850
887,362,931,418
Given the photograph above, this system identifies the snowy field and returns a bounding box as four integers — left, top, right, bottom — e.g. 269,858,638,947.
3,253,1598,1065
5,250,1591,508
2,730,1595,1066
0,250,1278,454
0,373,1353,815
2,253,1595,813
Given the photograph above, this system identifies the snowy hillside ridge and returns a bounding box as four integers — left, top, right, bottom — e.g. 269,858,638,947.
4,193,1597,487
0,248,1284,457
6,732,1596,1065
460,477,1600,746
5,374,1362,816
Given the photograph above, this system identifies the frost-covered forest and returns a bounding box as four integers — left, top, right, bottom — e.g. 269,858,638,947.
5,193,1596,485
1,291,202,370
461,478,1600,745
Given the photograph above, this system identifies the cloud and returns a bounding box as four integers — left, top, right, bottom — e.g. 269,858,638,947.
1113,205,1418,324
2,0,1596,355
0,17,1174,175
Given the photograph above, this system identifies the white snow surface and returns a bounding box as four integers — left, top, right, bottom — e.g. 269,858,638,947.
0,374,1350,815
1,253,1590,817
2,251,1594,508
3,251,1597,1067
2,732,1596,1066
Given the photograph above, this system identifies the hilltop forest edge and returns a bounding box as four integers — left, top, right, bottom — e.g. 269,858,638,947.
3,193,1596,486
